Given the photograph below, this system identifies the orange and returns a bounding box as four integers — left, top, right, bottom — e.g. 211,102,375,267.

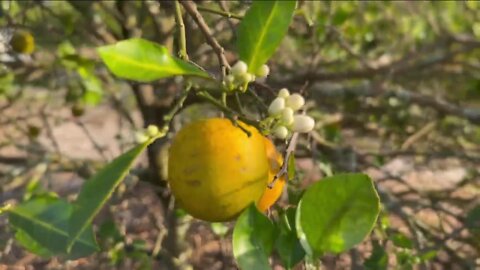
168,118,269,222
257,138,286,212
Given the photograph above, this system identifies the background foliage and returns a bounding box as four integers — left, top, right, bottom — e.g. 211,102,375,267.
0,1,479,269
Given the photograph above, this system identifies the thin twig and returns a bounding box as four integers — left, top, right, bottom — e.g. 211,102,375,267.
196,5,243,20
196,90,260,129
180,1,230,78
268,132,299,189
217,1,237,38
234,92,245,114
221,92,227,106
174,0,189,60
162,86,192,132
247,87,269,112
40,109,61,155
75,120,109,161
308,82,480,125
401,121,437,150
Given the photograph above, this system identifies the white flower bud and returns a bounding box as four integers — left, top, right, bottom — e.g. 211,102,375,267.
278,88,290,98
286,93,305,111
231,61,248,76
256,64,270,77
281,107,294,125
236,72,253,84
224,74,235,90
273,126,289,139
134,131,149,144
292,115,315,133
225,74,235,84
268,97,285,116
147,125,159,137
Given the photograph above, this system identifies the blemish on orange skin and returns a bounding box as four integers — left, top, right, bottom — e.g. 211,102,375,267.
186,179,201,186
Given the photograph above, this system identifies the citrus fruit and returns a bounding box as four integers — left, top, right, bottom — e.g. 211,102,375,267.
257,138,286,212
10,30,35,54
168,118,269,222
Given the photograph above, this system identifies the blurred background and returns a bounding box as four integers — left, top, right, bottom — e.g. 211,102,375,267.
0,1,479,269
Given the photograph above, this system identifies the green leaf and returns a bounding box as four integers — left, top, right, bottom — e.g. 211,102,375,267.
98,38,210,82
211,222,229,237
296,173,380,256
0,72,14,95
466,205,480,230
364,241,388,270
236,1,296,73
275,208,305,269
98,219,123,245
78,66,103,106
419,250,437,262
233,204,276,270
391,232,413,249
8,197,98,259
15,229,54,258
396,250,418,269
67,139,154,252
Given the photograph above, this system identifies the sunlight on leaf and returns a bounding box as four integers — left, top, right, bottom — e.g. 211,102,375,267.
296,173,380,256
98,38,210,82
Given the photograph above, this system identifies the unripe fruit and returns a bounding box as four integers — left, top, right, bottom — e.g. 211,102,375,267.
278,88,290,98
281,107,294,125
286,94,305,111
268,97,285,116
256,64,270,77
27,125,41,139
231,61,248,76
10,30,35,54
71,104,85,117
292,115,315,133
273,126,289,139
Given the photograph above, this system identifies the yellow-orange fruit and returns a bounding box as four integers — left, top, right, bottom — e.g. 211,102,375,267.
168,118,269,222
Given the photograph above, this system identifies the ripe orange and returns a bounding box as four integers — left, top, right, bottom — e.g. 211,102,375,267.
168,118,269,222
257,138,286,212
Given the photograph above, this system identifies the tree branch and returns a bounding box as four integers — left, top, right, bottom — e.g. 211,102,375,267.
275,39,480,85
174,0,188,60
196,90,260,130
196,5,243,20
180,0,230,78
309,82,480,125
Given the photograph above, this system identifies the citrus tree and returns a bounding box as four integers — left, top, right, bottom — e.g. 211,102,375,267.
0,1,381,268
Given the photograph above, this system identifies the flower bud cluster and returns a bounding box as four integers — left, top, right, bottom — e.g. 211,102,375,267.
267,88,315,139
134,125,161,144
223,61,269,92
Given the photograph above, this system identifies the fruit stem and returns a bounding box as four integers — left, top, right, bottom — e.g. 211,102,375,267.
162,86,191,133
268,132,299,189
196,91,261,130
